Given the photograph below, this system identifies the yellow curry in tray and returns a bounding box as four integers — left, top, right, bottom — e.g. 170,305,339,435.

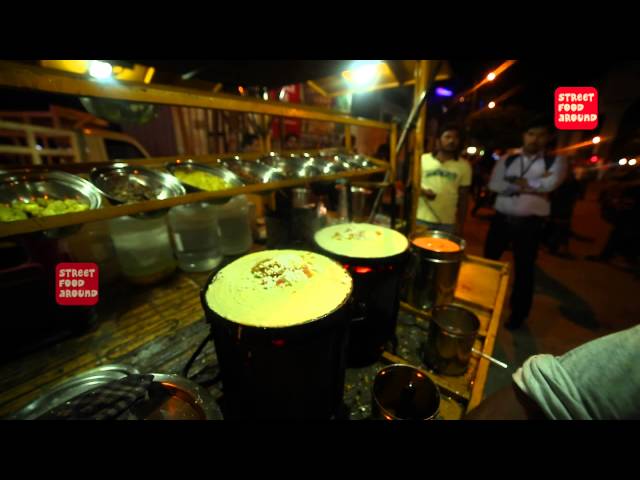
0,198,89,222
174,170,231,192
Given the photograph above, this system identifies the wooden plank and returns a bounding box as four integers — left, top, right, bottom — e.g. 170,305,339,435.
468,262,511,411
0,61,392,130
455,261,502,311
0,147,76,157
389,122,397,182
410,61,428,237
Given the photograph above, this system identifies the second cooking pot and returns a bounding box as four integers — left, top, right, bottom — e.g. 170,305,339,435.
314,223,409,367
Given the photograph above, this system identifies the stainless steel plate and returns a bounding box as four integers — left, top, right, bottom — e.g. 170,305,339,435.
165,160,244,204
259,154,321,179
90,163,185,206
220,156,285,184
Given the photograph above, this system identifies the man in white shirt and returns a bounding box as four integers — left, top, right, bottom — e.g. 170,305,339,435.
484,118,567,329
465,323,640,420
417,124,472,235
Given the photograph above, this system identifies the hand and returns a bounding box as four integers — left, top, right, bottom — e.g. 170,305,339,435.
513,178,529,189
422,188,437,200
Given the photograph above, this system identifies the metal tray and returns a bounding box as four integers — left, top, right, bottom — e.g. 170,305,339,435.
90,163,185,218
165,160,244,203
259,154,321,179
220,156,285,185
9,365,222,420
0,169,104,236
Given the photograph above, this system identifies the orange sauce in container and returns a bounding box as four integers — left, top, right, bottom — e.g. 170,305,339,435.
412,236,461,253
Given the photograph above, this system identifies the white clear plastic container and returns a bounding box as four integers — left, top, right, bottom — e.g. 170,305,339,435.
61,220,120,285
216,195,253,256
108,215,177,285
168,202,223,272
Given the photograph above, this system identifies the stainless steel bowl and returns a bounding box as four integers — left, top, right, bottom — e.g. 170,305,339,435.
259,154,321,179
307,154,351,175
165,160,244,204
0,169,104,237
220,156,285,185
90,163,185,219
345,154,376,170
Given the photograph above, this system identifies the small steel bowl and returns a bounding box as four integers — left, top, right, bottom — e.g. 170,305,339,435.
307,154,351,175
345,154,377,170
165,160,244,204
90,163,185,219
259,154,321,179
220,156,285,185
0,169,104,237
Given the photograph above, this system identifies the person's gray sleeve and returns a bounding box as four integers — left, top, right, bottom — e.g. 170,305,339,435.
526,156,568,192
488,158,520,195
512,324,640,420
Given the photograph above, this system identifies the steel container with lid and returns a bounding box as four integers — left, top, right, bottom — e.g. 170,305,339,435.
201,249,353,420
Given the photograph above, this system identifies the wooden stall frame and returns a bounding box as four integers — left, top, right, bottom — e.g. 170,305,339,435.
0,61,400,237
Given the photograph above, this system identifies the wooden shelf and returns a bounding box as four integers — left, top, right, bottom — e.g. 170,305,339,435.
0,61,391,130
0,152,387,238
0,60,399,238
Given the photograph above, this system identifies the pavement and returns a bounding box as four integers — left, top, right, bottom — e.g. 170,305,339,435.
462,184,640,397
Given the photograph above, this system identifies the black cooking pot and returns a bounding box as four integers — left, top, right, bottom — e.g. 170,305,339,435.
200,261,353,420
313,227,410,367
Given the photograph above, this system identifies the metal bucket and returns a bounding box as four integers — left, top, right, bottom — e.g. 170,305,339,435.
423,305,480,376
404,230,466,310
372,364,440,420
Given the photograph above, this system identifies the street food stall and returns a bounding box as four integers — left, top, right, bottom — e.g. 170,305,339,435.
0,60,509,420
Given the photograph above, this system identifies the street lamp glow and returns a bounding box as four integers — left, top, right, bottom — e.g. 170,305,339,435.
630,158,637,166
88,60,113,80
592,136,601,144
619,158,627,165
488,101,496,109
435,87,454,97
343,61,383,88
466,146,477,155
487,72,496,81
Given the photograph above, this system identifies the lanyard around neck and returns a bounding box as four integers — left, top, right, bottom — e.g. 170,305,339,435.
519,155,539,178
